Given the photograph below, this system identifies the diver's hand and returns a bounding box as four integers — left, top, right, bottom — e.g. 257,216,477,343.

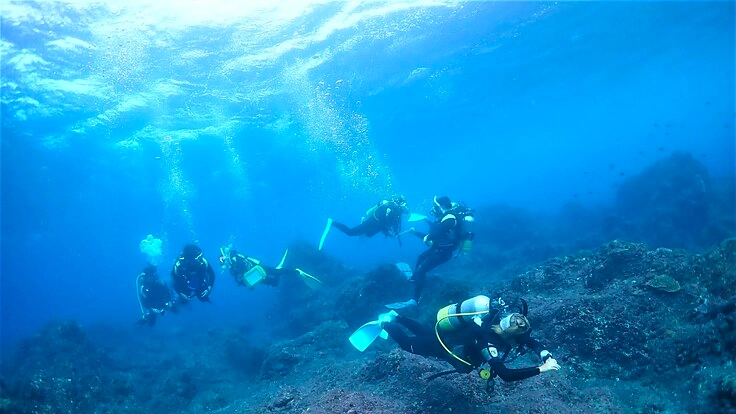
539,357,560,373
200,286,212,299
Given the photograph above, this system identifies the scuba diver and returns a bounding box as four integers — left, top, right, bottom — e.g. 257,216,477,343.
349,295,560,390
171,244,216,302
386,196,475,309
136,265,176,326
219,244,321,289
319,195,410,251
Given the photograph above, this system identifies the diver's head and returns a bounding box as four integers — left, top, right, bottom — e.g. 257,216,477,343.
497,313,530,336
182,244,203,260
143,265,158,278
227,249,241,266
432,196,453,217
393,194,408,212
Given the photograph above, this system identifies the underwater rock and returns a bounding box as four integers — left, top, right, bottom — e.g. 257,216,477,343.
260,320,349,380
260,348,300,380
614,152,713,249
222,330,268,375
703,238,736,299
335,263,413,327
358,349,404,382
716,374,736,410
263,386,299,411
5,320,135,414
585,240,648,290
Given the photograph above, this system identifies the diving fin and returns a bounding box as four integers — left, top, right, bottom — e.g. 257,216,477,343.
318,218,333,251
295,268,322,289
395,262,413,280
349,321,384,352
408,213,428,222
385,299,417,310
349,311,397,352
395,227,415,238
276,249,288,270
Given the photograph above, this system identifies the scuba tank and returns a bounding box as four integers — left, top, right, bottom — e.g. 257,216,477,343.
242,265,267,287
365,200,388,221
437,295,504,332
239,256,267,287
434,295,507,369
460,215,474,251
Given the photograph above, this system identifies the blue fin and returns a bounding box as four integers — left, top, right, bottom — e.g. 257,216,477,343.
296,268,322,289
318,218,333,251
349,310,397,351
276,249,288,269
395,262,413,280
349,320,384,352
385,299,417,310
408,213,427,222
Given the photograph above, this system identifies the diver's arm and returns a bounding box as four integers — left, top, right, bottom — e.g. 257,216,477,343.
199,262,216,298
206,262,216,285
424,214,456,244
518,333,553,362
171,265,186,293
136,273,147,299
487,357,541,382
484,344,559,382
136,273,147,316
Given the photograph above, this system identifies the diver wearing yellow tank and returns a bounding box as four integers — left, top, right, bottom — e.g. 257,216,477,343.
375,295,560,386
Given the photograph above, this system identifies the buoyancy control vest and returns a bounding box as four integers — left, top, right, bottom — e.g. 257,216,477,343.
365,199,398,221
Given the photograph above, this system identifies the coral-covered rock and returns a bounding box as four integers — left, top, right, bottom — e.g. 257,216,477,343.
646,274,681,292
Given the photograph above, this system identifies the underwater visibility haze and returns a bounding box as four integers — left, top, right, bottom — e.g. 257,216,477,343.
1,1,735,413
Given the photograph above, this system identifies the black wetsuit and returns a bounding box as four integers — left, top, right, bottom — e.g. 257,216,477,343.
228,251,286,287
332,201,403,238
137,267,174,326
410,212,462,301
172,253,216,301
383,315,548,382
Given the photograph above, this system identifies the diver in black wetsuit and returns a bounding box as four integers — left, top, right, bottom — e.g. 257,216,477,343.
319,196,409,250
136,265,176,326
403,196,474,305
171,244,216,302
381,296,560,384
219,245,321,289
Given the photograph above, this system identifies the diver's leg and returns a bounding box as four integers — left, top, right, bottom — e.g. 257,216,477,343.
332,221,368,236
411,249,433,300
383,321,424,355
384,320,443,357
260,266,283,286
395,315,432,336
411,248,453,301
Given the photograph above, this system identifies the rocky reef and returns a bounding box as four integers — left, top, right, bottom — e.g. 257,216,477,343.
3,236,735,413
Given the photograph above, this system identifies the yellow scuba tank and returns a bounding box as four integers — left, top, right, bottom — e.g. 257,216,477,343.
436,295,491,332
460,215,474,252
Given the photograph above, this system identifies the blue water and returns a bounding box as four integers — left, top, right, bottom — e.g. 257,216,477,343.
1,1,733,360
